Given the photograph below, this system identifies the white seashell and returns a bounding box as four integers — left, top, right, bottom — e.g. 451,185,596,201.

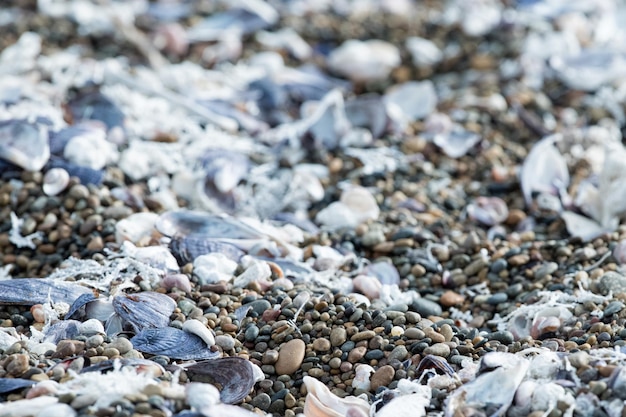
194,253,238,285
29,342,57,356
0,396,58,417
340,186,380,224
186,382,220,411
63,125,118,170
42,168,70,196
520,134,569,206
328,39,400,83
303,375,370,417
182,319,215,347
115,212,160,244
352,364,374,391
384,81,437,122
234,259,271,288
250,362,265,383
405,37,443,68
36,402,77,417
123,241,179,273
79,318,105,336
375,391,430,417
514,380,537,408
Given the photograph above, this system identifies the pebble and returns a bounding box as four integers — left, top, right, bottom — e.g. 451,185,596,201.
440,290,465,307
598,272,626,295
275,339,305,375
251,393,271,411
370,365,395,391
108,337,133,355
330,327,347,346
411,298,442,317
312,338,331,352
215,335,236,350
423,343,451,357
348,346,367,363
351,330,376,342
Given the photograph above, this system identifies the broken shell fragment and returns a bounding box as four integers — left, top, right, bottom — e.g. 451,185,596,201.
42,168,70,196
303,375,370,417
0,279,91,306
0,119,50,171
182,319,215,347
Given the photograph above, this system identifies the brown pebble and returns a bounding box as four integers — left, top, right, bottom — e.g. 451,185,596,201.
5,353,29,376
86,236,104,251
440,290,465,307
508,254,530,266
312,338,331,352
351,330,376,342
370,365,395,391
348,346,367,363
275,339,305,375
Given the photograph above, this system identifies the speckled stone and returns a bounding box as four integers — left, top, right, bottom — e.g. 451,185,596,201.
423,343,450,357
330,327,347,346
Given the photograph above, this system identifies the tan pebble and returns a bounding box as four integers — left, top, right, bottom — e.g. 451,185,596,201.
404,328,425,339
275,339,305,375
372,242,394,253
221,323,238,333
423,342,450,357
508,254,530,266
351,330,376,342
348,346,367,363
424,328,445,344
439,324,453,342
506,209,526,226
30,304,46,323
440,290,465,307
6,353,29,376
330,327,347,346
312,338,331,352
370,365,395,391
599,365,616,377
411,264,426,277
86,236,104,251
30,373,49,382
102,347,120,358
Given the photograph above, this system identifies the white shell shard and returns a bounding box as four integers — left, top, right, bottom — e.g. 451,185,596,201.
303,375,370,417
0,396,59,417
42,168,70,196
315,186,379,231
194,253,238,285
351,364,374,391
384,81,437,124
300,90,351,150
256,28,312,60
520,134,569,206
63,125,118,170
0,32,41,74
0,120,50,171
122,241,179,273
327,39,400,83
374,392,429,417
182,319,216,347
234,258,271,288
551,49,626,91
467,197,509,226
445,352,529,417
115,212,160,244
561,211,609,242
405,37,443,68
186,382,221,411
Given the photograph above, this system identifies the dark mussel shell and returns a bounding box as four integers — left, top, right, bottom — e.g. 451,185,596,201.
0,279,91,306
131,327,221,360
156,210,262,240
66,91,125,131
65,292,99,320
112,292,176,333
0,378,35,394
185,357,256,404
169,236,245,264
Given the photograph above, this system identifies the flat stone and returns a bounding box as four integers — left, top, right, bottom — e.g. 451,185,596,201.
330,327,347,346
488,331,514,344
411,298,442,317
370,365,395,391
275,339,305,375
423,342,450,357
404,328,425,339
388,345,408,362
440,290,464,307
351,330,376,342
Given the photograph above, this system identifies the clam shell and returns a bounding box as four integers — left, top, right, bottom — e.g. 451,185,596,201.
66,91,125,131
0,378,35,394
112,292,176,332
170,236,245,264
0,279,91,306
44,320,81,343
42,168,70,196
66,292,99,320
185,357,256,404
131,327,221,360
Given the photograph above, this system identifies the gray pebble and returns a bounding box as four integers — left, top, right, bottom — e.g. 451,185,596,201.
108,337,133,355
215,334,235,350
423,343,450,357
388,345,408,361
490,259,508,274
598,272,626,295
411,298,442,317
486,292,508,305
245,325,260,342
488,331,514,344
252,393,271,410
604,301,625,316
534,262,558,280
246,299,272,315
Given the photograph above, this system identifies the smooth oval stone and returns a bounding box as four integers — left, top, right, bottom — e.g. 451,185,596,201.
246,299,272,315
486,292,508,305
411,298,442,317
370,365,395,391
605,301,625,316
275,339,305,375
488,331,514,344
245,325,260,342
330,327,347,346
423,343,450,357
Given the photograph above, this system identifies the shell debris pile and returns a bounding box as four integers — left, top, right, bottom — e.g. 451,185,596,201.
2,0,626,416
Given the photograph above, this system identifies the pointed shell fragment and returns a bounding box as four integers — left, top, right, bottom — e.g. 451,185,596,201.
182,319,215,347
303,376,370,417
185,357,257,404
130,326,221,360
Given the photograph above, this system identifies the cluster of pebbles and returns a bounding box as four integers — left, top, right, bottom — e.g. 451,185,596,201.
2,0,626,416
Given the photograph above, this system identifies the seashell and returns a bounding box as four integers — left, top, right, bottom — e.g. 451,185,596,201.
25,380,59,399
171,236,245,265
156,210,263,240
42,168,70,196
405,37,443,68
0,119,50,171
115,212,160,245
122,241,180,273
316,186,380,231
416,354,457,379
0,278,91,306
186,382,220,411
327,39,400,83
344,94,389,139
185,357,257,404
182,319,215,347
467,197,509,226
384,81,437,123
351,364,374,391
0,378,35,394
81,358,165,377
63,123,118,170
85,299,115,322
65,292,99,320
352,275,382,300
199,149,250,194
234,259,271,288
47,158,105,186
0,396,59,417
520,134,569,206
112,292,176,332
131,326,221,360
303,375,370,417
530,316,561,339
255,28,312,61
66,90,125,131
299,89,351,150
43,320,81,343
375,389,431,417
193,253,238,285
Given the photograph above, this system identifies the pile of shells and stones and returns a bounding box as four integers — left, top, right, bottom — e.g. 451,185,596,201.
2,1,626,417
